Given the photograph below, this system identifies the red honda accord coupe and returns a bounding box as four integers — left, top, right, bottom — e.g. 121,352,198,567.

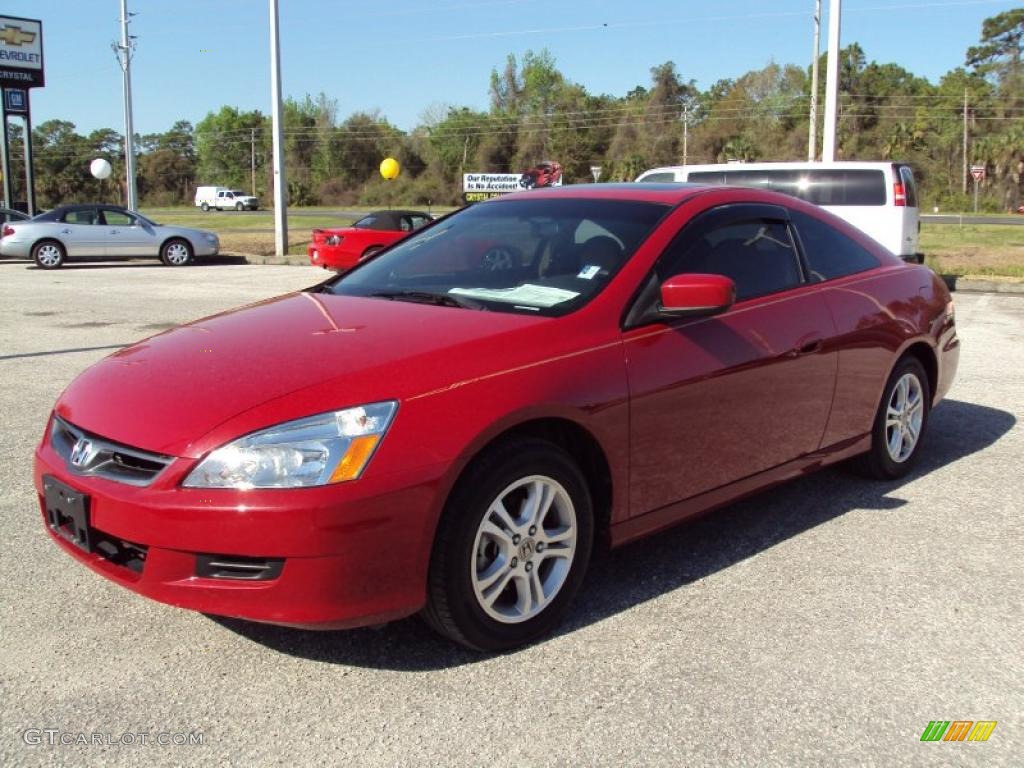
35,184,958,651
308,209,432,270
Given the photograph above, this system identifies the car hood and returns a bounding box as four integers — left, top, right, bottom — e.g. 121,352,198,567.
55,292,546,457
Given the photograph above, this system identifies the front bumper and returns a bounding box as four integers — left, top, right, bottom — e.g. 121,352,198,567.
34,436,443,628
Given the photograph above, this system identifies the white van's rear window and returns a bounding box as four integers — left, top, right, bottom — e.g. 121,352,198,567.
689,169,887,206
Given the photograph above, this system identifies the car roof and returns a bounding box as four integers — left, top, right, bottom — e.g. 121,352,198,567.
33,204,132,221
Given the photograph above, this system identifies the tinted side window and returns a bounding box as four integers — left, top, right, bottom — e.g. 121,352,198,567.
661,218,802,301
64,210,98,225
791,210,880,281
103,210,134,226
638,172,678,183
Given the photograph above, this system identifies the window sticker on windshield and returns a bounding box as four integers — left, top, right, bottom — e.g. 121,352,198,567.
450,284,580,307
577,265,601,280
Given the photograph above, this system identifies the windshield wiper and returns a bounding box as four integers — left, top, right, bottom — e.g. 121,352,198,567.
370,290,484,310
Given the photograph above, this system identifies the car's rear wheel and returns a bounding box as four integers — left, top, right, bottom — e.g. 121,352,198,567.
32,240,65,269
424,438,593,652
360,246,383,261
235,202,243,211
200,202,209,212
859,356,931,479
160,238,193,267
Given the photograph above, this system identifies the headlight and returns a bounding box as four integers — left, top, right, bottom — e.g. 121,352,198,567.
204,233,218,244
183,402,397,489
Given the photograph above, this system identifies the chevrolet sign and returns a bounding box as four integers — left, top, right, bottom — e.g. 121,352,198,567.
0,16,44,89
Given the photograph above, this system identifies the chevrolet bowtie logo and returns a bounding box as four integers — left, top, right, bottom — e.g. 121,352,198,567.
0,25,36,47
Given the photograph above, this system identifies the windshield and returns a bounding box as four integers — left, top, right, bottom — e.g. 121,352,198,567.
324,198,668,316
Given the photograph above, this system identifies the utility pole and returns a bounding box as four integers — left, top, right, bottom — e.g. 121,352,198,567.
822,0,842,161
113,0,138,210
962,87,968,195
682,105,689,166
250,127,257,197
808,0,822,161
269,0,287,256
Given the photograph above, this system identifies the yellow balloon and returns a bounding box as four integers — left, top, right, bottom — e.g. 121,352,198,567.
380,157,400,180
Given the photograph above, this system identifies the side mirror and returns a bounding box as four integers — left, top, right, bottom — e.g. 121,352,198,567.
658,273,736,318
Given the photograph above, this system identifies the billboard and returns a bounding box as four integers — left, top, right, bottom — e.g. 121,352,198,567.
0,16,44,88
463,161,562,203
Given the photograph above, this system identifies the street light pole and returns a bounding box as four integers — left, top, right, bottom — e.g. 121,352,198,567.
822,0,842,162
114,0,138,210
269,0,287,256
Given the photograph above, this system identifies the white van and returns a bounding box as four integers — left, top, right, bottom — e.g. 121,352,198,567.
636,161,922,262
194,186,260,212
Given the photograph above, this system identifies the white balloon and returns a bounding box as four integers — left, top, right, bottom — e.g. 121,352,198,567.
90,158,112,180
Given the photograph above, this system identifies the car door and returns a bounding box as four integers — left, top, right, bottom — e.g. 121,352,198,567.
57,208,105,257
101,209,159,258
623,203,838,516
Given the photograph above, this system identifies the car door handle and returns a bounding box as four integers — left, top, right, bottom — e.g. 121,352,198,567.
787,339,823,358
61,228,71,234
110,230,119,235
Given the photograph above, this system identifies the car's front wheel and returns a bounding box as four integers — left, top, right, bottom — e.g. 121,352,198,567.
424,438,593,651
859,355,931,479
160,238,193,266
235,202,243,211
32,240,65,269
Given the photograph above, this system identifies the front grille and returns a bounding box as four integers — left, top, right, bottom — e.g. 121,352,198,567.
50,416,174,487
195,554,284,581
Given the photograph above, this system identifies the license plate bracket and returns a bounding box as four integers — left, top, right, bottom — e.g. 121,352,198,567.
43,475,92,553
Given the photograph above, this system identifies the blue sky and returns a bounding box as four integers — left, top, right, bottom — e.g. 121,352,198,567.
6,0,1019,136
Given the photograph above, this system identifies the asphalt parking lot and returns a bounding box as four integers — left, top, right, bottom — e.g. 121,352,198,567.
1,260,1020,766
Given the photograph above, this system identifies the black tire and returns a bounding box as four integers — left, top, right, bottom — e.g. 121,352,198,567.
32,240,65,269
200,202,210,212
857,355,931,480
360,246,383,261
235,202,244,211
160,238,193,267
423,438,594,652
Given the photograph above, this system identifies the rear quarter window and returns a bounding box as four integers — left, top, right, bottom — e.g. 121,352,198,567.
791,210,880,281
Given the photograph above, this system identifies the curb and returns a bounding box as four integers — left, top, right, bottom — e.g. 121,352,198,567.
940,275,1024,294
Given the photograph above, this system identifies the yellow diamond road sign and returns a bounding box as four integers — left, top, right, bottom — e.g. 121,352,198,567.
0,25,35,47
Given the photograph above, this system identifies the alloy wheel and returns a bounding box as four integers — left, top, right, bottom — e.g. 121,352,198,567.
164,242,191,266
885,372,924,462
470,475,577,624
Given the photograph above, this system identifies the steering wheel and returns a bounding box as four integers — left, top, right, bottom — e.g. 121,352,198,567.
481,245,520,272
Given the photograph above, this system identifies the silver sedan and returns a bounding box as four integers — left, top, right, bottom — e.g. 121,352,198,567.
0,204,220,268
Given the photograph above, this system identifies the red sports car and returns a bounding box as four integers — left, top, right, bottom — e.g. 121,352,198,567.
520,161,562,189
308,209,432,270
35,184,958,651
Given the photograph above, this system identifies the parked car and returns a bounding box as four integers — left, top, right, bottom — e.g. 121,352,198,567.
520,161,562,189
195,186,259,211
0,204,219,268
35,184,958,650
308,209,432,270
636,161,923,263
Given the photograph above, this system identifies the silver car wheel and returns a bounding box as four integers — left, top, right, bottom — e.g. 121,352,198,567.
164,242,191,266
35,244,63,268
885,372,924,463
471,475,577,624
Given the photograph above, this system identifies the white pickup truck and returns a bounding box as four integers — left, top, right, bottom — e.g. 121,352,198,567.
195,186,260,211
